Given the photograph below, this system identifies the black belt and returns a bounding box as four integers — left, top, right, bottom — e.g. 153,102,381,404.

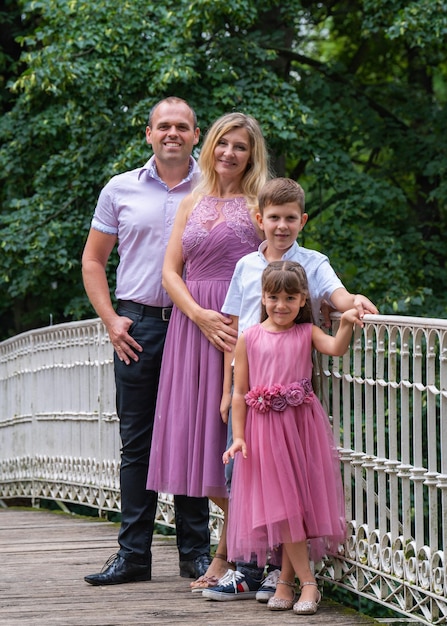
117,300,172,321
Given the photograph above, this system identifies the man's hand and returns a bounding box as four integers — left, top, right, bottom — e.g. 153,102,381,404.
107,314,143,365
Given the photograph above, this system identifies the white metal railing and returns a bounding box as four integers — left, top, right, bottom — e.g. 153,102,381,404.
0,319,224,540
1,315,446,624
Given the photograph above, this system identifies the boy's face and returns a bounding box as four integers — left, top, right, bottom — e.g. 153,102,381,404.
256,202,308,257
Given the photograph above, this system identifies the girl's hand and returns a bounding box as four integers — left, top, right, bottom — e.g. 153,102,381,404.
220,391,231,424
222,438,247,463
341,308,365,328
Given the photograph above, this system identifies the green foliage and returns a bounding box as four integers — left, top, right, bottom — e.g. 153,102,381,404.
1,0,447,338
363,0,447,48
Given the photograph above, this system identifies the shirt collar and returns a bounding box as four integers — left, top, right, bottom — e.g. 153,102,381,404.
258,239,300,261
138,155,199,187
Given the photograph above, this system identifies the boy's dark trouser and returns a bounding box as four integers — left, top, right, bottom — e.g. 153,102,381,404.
114,305,210,566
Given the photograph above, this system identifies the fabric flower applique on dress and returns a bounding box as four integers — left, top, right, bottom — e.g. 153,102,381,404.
245,386,272,413
245,379,314,413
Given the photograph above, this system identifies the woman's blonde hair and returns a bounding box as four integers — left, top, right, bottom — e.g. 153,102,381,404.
194,112,269,211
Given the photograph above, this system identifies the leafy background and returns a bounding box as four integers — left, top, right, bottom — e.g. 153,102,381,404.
1,0,447,339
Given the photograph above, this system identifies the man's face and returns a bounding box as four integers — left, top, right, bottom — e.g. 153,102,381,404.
146,102,200,166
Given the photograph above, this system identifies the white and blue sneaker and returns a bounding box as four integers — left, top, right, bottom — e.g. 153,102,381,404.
255,568,281,603
202,569,262,601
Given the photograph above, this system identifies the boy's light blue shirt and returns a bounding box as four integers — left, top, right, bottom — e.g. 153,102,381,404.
221,240,344,333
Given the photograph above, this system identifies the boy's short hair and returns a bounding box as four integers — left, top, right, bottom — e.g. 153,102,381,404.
258,177,305,214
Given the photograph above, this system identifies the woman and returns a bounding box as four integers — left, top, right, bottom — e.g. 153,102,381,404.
147,112,269,587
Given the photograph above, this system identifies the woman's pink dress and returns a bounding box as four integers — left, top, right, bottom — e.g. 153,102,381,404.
147,196,261,499
227,323,346,565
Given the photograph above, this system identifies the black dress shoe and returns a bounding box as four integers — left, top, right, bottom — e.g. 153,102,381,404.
84,554,151,586
179,553,212,579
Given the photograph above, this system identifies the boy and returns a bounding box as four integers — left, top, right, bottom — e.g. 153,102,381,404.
223,177,376,336
202,177,377,602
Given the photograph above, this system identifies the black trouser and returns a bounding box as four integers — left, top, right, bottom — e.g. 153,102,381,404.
114,303,210,567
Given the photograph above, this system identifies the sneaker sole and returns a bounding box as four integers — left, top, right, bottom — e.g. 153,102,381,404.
202,590,258,601
256,591,275,603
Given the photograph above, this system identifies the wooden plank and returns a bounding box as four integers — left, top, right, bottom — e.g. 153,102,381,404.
0,509,379,626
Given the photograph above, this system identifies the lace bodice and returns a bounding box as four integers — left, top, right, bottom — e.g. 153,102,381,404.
182,195,259,257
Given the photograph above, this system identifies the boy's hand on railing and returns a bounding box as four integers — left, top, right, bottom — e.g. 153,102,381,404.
353,294,379,318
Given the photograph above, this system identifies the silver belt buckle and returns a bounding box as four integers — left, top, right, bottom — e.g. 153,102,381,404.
161,307,171,322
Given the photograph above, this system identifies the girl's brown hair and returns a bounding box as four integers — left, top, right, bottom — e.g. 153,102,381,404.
260,261,313,324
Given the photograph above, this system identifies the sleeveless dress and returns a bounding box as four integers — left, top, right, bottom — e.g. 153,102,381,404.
227,323,346,565
147,196,261,499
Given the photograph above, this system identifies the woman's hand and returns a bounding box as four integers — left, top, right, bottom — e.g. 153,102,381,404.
194,308,238,352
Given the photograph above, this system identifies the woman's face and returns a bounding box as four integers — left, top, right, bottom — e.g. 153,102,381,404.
213,127,251,181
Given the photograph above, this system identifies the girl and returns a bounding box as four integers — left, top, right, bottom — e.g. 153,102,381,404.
223,260,363,615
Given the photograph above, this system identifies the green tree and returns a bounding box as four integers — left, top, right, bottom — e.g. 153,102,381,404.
1,0,446,339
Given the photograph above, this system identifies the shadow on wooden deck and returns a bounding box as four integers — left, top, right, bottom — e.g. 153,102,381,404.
1,508,383,626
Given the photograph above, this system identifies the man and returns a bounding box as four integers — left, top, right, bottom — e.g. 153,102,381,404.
82,97,211,585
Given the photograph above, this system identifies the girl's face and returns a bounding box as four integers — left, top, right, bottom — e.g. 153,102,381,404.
213,127,251,180
262,289,306,329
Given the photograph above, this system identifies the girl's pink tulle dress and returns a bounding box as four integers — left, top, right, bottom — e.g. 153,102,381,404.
147,196,260,499
227,323,346,565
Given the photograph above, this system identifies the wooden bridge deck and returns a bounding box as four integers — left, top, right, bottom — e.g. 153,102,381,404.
0,508,383,626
